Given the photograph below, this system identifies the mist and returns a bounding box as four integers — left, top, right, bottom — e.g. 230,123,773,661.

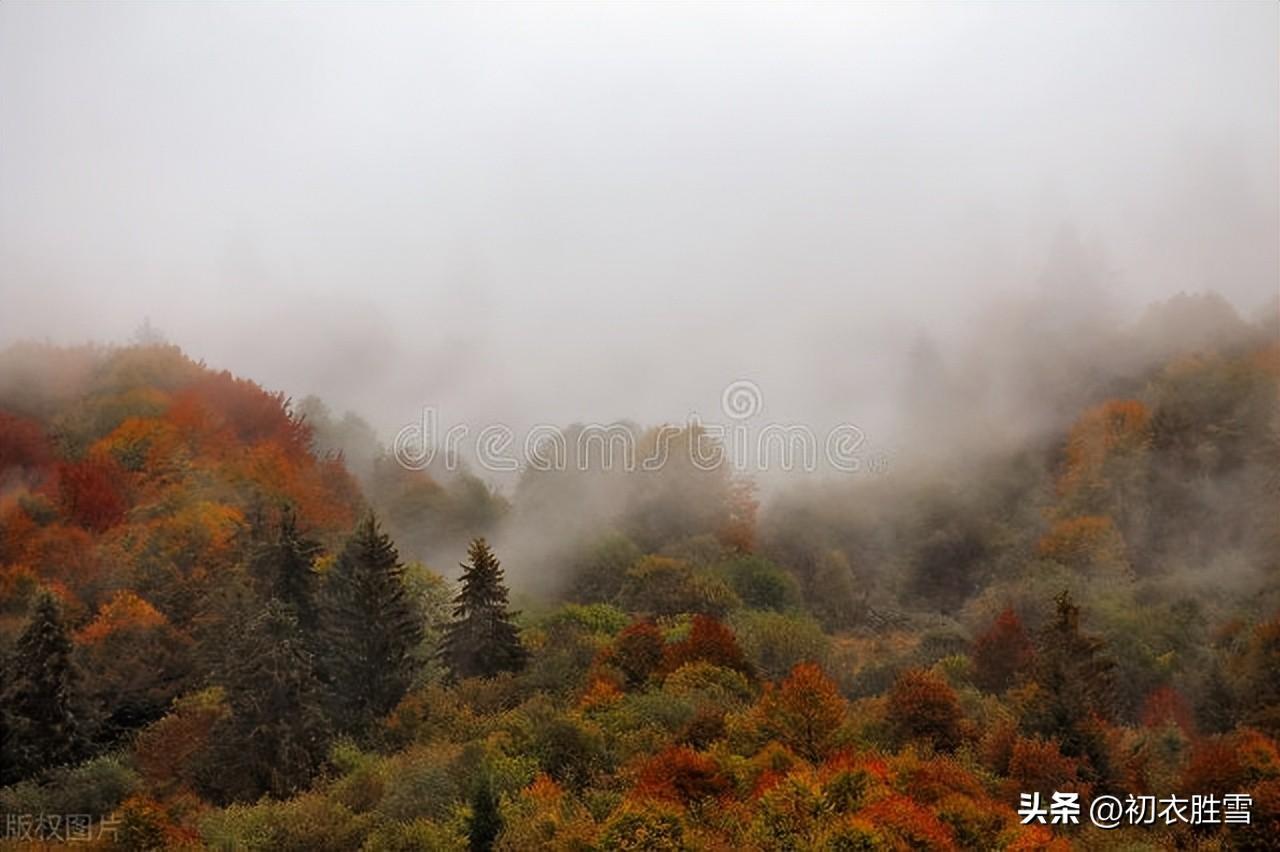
2,2,1276,451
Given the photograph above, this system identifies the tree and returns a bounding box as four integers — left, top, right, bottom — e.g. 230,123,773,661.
468,771,502,852
206,602,330,802
608,620,666,687
619,555,738,617
663,614,752,677
441,538,528,680
887,668,964,751
249,507,322,632
756,662,847,761
972,607,1034,693
1024,591,1117,784
322,513,424,729
635,745,730,804
0,591,83,784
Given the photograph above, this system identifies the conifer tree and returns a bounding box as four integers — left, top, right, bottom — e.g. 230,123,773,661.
442,538,528,680
249,507,322,632
468,772,502,852
0,592,83,784
207,601,330,801
1025,590,1117,786
321,513,423,729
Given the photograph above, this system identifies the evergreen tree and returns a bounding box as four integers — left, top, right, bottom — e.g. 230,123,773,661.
321,513,423,730
0,592,83,784
249,507,322,632
206,601,330,802
442,538,528,680
467,772,502,852
1024,590,1117,787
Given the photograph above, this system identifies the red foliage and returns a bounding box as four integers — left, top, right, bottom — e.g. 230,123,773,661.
1139,685,1194,735
859,793,956,850
179,371,311,457
58,457,128,531
887,668,964,751
609,620,666,687
0,410,52,472
1004,736,1088,799
972,607,1034,693
663,614,751,676
1181,728,1280,794
634,745,731,804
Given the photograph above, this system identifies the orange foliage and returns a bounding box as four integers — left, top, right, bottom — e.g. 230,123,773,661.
663,614,751,676
1036,515,1125,570
887,668,964,751
578,674,623,710
1005,823,1072,852
859,793,956,851
21,523,97,589
0,504,38,565
892,752,987,805
716,476,758,554
92,416,184,476
757,662,847,761
1181,728,1280,794
178,371,311,458
1058,399,1151,496
1004,736,1088,799
77,590,168,644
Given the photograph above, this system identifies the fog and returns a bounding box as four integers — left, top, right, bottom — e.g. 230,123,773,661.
2,2,1277,454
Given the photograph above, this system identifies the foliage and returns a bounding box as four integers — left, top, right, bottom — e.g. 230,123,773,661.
322,513,424,728
887,668,965,751
442,538,528,681
755,662,847,761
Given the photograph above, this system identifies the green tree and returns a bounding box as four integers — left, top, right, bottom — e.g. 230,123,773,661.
206,601,330,802
0,591,83,784
1024,590,1117,786
441,538,528,680
468,771,502,852
322,513,424,729
249,507,322,632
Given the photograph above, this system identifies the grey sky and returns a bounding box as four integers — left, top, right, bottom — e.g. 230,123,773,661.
2,2,1276,441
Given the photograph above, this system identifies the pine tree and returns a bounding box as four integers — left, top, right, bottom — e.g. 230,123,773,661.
0,592,83,784
442,538,528,680
468,772,502,852
207,601,330,802
249,507,322,632
321,513,423,730
1025,590,1117,786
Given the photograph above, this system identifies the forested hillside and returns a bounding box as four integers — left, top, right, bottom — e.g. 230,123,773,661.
0,294,1277,850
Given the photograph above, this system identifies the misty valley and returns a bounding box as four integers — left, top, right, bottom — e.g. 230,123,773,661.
2,3,1277,850
0,288,1277,849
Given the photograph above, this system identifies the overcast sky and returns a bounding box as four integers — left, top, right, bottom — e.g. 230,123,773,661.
2,2,1276,440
